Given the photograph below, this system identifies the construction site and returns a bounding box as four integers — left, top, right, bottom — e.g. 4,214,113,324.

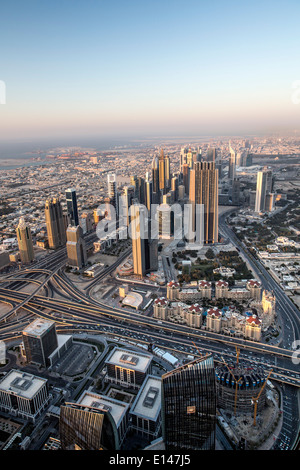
214,347,281,450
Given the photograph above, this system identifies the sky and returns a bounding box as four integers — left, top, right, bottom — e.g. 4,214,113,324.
1,0,300,144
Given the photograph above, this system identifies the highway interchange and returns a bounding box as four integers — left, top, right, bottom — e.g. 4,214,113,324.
0,221,299,449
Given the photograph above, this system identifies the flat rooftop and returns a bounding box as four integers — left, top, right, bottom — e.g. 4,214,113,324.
0,369,47,399
22,318,56,338
106,347,153,373
130,375,161,421
78,391,129,427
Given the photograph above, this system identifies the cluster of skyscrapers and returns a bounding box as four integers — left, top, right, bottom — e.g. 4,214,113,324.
15,188,87,269
14,143,274,273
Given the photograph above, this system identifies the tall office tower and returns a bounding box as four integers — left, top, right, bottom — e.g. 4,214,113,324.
215,157,223,180
254,167,273,213
131,204,147,278
65,188,79,227
45,197,67,249
193,149,202,165
80,212,93,234
171,176,179,202
189,161,218,244
108,173,119,219
161,355,216,451
119,185,135,227
165,154,170,191
60,402,118,450
235,152,242,166
137,176,146,205
207,147,223,179
22,318,58,367
16,217,34,263
180,146,189,172
130,175,138,198
231,178,240,205
244,151,253,166
207,147,217,162
228,142,236,181
66,225,87,269
197,147,202,160
186,148,194,168
145,173,153,212
159,148,166,193
131,203,158,278
152,155,160,203
158,204,174,239
182,164,190,196
249,190,257,210
265,192,275,212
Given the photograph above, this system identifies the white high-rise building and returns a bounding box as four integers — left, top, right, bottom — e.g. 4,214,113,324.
255,168,273,213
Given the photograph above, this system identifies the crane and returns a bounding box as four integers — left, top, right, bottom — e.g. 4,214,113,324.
191,341,209,363
251,369,273,426
235,345,240,366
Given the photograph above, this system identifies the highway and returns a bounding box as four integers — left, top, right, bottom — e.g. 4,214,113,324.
219,211,300,348
0,223,299,449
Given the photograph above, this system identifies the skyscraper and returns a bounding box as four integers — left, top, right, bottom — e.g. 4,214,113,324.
137,176,146,205
151,155,160,204
145,172,153,212
182,164,190,196
207,147,217,162
159,148,166,193
45,198,67,249
22,318,58,367
189,161,218,244
60,402,118,450
171,175,179,202
161,355,216,450
130,203,158,278
165,154,170,191
66,225,87,268
255,167,273,213
231,178,241,206
228,142,236,181
119,185,135,227
16,217,34,263
108,173,118,218
180,147,189,172
65,188,79,227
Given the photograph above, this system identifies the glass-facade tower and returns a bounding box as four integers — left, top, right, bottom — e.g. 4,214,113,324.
161,354,216,450
66,188,79,226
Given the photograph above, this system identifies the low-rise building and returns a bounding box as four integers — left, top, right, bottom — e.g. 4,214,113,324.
0,370,50,422
130,375,161,440
105,347,153,390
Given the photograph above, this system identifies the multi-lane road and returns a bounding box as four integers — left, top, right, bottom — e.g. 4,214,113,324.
219,211,300,349
0,220,299,448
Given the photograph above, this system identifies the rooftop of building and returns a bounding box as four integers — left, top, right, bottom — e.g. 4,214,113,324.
130,375,161,421
207,307,222,317
0,369,47,398
105,347,153,373
77,391,129,427
22,318,56,337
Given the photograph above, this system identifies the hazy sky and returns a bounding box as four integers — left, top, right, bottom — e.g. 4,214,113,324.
1,0,300,143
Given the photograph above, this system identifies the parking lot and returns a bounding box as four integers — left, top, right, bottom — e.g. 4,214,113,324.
52,342,95,378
